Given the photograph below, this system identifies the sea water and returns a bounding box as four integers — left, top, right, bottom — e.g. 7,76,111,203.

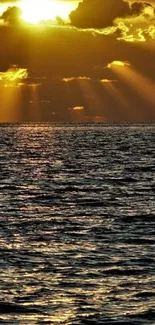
0,123,155,324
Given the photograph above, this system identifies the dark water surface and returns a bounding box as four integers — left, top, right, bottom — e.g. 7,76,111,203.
0,123,155,324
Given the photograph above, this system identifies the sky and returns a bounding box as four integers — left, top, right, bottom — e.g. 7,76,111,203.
0,0,155,122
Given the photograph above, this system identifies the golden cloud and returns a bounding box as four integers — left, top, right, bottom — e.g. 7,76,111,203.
0,66,28,86
115,3,155,43
100,79,117,83
107,61,130,68
63,76,91,82
72,106,84,111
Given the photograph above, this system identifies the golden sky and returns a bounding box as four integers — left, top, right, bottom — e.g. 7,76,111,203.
0,0,155,122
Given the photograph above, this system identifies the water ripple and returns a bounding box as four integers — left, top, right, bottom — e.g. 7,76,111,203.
0,123,154,324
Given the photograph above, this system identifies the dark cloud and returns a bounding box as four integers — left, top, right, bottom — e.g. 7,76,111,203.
69,0,153,28
1,6,22,24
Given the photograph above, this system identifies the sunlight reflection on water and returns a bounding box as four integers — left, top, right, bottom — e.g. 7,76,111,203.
0,123,155,324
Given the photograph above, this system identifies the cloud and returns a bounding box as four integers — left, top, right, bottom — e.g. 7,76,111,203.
100,78,118,83
63,76,118,83
145,24,155,38
71,106,84,110
69,0,155,43
107,61,131,68
1,6,22,24
69,0,148,29
0,65,28,86
63,76,91,82
115,2,155,42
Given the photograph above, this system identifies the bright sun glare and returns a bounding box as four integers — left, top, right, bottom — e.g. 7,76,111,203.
20,0,76,24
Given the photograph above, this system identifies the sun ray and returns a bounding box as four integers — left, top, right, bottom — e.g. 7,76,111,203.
108,61,155,120
0,84,22,121
100,80,133,119
109,62,155,105
29,83,41,121
77,78,104,119
0,66,28,121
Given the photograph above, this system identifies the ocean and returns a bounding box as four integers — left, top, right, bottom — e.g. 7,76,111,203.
0,123,155,324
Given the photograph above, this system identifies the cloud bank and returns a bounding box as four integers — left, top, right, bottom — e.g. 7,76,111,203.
69,0,151,28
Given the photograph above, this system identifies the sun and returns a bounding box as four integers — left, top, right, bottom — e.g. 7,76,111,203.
19,0,77,24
